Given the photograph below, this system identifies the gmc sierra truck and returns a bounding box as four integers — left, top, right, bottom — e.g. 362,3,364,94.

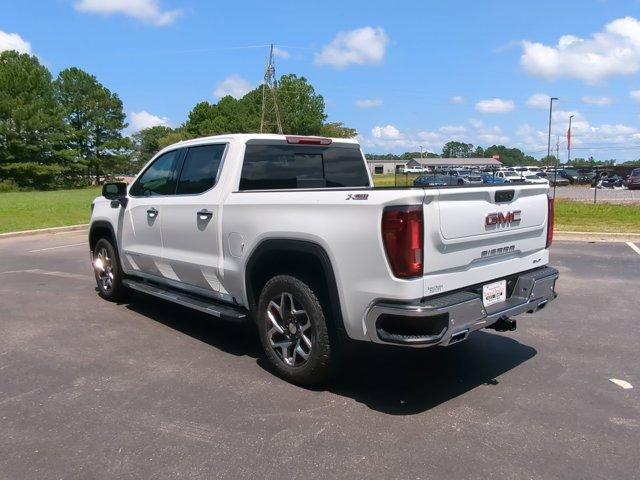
89,134,558,385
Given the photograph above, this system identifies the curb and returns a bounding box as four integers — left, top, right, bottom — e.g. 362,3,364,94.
0,224,89,239
555,230,640,242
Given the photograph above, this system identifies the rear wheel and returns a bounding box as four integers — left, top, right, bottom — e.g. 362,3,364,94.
257,275,333,386
93,238,127,301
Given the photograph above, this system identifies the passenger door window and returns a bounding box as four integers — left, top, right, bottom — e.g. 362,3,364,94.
176,144,227,195
130,150,181,197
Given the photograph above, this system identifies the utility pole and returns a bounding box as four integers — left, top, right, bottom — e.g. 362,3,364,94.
546,97,558,168
260,44,283,134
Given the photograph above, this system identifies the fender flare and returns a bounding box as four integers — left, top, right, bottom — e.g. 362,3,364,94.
245,239,345,334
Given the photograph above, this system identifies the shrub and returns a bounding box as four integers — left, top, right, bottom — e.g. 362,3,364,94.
0,179,20,192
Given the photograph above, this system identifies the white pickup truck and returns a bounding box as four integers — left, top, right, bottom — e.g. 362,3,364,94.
90,134,558,385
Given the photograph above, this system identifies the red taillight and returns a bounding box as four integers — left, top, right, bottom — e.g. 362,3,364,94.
546,197,555,249
285,136,332,145
382,205,424,279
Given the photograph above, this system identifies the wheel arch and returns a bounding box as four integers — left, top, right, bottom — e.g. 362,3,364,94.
89,221,118,254
244,239,345,335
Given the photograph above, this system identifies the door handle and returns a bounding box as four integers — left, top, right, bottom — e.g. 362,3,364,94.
197,209,213,220
146,207,158,218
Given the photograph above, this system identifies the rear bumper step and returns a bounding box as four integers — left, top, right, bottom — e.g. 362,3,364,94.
366,266,558,347
123,279,248,322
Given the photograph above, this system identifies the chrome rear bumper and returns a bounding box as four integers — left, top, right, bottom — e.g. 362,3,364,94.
365,266,558,347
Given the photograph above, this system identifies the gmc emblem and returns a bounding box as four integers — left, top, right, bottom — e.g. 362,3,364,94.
486,210,521,226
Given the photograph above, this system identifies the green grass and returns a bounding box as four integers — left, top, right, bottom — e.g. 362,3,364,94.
0,187,101,234
0,185,638,235
554,199,640,233
372,173,421,187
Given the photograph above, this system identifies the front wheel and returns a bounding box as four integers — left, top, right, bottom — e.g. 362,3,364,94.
92,238,127,301
257,275,334,386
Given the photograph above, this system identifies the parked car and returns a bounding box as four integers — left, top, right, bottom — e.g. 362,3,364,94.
481,173,506,184
592,171,625,188
413,174,448,186
402,166,430,174
560,169,593,184
537,171,570,187
623,168,640,190
90,134,558,386
446,170,483,185
494,170,526,183
523,174,549,184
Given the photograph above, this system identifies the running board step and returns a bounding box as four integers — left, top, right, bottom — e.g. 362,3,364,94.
123,279,248,322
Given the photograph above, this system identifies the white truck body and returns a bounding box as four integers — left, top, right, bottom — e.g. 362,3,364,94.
90,134,557,361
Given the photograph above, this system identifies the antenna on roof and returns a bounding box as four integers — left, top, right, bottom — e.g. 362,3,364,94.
260,44,283,134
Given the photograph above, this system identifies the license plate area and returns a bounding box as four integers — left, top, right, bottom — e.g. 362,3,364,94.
482,280,507,307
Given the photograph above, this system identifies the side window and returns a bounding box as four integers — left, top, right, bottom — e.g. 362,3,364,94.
130,150,181,197
176,144,226,195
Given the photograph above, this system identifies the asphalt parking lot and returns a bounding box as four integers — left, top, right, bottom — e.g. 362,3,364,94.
1,232,639,479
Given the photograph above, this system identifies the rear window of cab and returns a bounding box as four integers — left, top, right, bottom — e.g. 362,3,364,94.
239,143,370,190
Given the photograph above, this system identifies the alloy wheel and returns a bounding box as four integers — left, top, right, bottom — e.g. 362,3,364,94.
266,292,313,367
94,247,114,293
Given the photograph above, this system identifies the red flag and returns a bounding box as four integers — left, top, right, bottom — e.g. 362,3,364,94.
567,126,571,150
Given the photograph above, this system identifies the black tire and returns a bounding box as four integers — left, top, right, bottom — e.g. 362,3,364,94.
257,275,334,386
93,238,127,302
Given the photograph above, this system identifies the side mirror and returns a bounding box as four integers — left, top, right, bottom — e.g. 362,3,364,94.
102,182,128,208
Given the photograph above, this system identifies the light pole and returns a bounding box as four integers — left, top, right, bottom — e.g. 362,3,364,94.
546,97,559,168
567,115,574,165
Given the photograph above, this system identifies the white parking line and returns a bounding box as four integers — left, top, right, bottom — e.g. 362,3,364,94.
609,378,634,390
28,242,86,253
626,242,640,256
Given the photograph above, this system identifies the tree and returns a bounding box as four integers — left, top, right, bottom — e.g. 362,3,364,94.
131,125,174,171
442,141,474,158
485,145,536,166
182,74,342,138
0,51,67,169
276,74,326,135
319,122,357,138
54,67,129,182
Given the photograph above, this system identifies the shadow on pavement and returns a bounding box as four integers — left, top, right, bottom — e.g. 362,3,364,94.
123,291,537,416
328,332,536,415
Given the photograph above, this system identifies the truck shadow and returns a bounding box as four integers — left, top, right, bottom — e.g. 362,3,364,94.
328,332,537,415
123,292,537,416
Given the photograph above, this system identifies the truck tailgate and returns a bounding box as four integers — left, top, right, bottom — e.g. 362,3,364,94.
422,185,550,296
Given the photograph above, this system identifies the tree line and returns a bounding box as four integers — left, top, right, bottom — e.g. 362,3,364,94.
0,50,355,191
367,141,625,167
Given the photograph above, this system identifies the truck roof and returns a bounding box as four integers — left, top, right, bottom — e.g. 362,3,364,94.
162,133,360,151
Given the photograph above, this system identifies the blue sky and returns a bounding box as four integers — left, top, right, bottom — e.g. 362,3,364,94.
3,0,640,160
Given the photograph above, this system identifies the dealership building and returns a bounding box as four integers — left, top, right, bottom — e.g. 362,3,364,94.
365,157,503,174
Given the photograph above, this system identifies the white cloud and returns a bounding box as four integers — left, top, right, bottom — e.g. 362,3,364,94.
630,90,640,102
0,30,32,54
475,98,515,114
372,125,401,139
315,26,388,68
75,0,182,26
514,108,639,155
582,95,613,106
355,98,383,108
450,95,464,105
520,16,640,83
213,75,253,99
273,46,289,59
129,111,171,132
526,93,551,109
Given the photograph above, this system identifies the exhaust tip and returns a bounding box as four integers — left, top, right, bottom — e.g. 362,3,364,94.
449,329,469,344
